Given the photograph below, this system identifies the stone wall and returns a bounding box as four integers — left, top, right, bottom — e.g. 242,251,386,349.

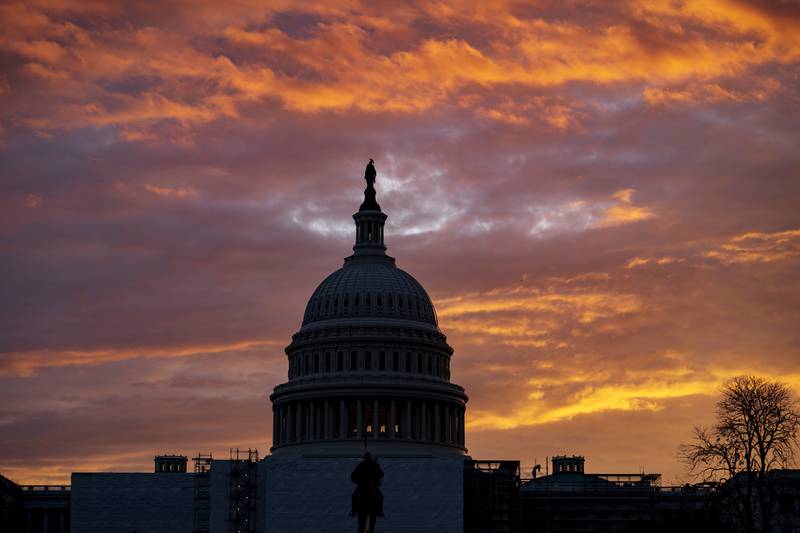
71,473,193,533
264,455,464,533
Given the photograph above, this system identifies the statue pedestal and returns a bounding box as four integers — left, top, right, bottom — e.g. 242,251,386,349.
262,454,464,533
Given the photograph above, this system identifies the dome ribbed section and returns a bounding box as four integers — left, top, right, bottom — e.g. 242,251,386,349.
302,260,437,326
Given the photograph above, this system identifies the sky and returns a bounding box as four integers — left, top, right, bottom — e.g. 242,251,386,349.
1,0,799,485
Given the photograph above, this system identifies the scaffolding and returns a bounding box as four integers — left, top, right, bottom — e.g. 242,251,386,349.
227,448,259,533
464,460,521,533
193,453,213,533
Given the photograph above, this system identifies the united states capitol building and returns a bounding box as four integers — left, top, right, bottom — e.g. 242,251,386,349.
1,162,733,533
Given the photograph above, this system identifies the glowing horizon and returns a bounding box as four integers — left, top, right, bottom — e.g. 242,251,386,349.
2,0,800,485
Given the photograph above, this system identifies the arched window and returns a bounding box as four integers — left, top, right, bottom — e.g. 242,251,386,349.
366,294,371,307
379,351,386,371
350,351,358,371
325,352,331,372
393,352,399,371
337,351,344,371
365,351,372,370
417,353,423,373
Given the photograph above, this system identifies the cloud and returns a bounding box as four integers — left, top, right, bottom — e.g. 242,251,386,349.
2,0,799,138
1,0,799,486
0,340,283,377
595,189,655,227
625,256,681,269
144,184,198,199
705,229,800,264
644,79,781,106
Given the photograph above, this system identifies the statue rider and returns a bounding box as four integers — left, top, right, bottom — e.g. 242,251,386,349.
350,452,384,517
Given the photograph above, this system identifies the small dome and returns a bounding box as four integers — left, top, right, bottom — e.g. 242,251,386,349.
302,258,437,326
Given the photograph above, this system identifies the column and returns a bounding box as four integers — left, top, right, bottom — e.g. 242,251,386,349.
434,402,441,442
280,405,286,444
356,399,363,437
445,404,451,444
323,400,330,439
405,400,412,440
389,400,396,438
310,401,316,440
373,399,379,437
273,406,279,446
340,399,346,438
43,511,48,533
459,408,465,446
59,511,64,533
287,404,293,442
295,403,302,442
421,401,427,441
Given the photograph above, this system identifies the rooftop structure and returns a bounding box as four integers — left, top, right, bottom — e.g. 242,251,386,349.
154,454,188,473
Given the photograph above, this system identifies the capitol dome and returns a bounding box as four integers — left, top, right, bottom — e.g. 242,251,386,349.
302,261,438,326
269,160,467,457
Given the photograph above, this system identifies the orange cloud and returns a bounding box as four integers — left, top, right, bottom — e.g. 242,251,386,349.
0,339,282,377
625,256,681,269
705,229,800,263
436,285,642,351
468,367,800,430
596,189,655,227
644,79,781,106
2,0,798,135
144,184,198,199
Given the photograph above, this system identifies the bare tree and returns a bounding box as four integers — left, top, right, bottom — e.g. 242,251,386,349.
681,376,799,533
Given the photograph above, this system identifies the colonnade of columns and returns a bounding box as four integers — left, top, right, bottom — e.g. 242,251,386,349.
356,218,384,245
273,397,465,449
25,508,68,533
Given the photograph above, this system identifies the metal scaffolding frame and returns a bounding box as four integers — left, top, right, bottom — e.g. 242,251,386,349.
192,453,213,533
227,448,258,533
464,460,521,533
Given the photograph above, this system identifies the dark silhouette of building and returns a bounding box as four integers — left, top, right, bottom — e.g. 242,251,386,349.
2,161,796,533
154,454,188,473
0,474,71,533
464,461,521,533
519,456,720,533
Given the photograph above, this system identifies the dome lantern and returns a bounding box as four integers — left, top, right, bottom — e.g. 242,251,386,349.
352,159,389,258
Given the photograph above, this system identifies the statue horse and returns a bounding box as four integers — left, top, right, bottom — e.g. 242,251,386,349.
353,479,381,533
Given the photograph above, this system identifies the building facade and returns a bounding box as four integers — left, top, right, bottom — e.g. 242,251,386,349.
263,160,468,533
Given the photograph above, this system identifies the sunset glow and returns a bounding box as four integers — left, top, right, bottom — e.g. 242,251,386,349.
2,0,799,485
